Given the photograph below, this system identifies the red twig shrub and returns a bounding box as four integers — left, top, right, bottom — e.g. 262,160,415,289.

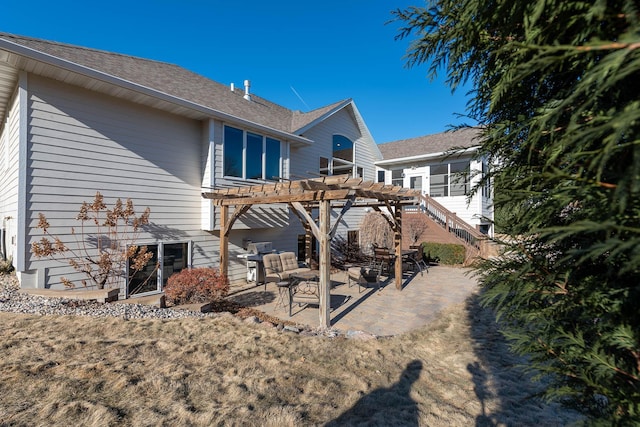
164,268,229,305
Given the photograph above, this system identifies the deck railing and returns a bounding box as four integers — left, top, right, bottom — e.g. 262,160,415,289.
404,194,483,250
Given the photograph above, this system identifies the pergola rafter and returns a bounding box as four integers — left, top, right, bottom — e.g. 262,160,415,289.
202,174,420,329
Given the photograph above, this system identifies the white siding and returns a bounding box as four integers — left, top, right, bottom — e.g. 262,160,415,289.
379,153,490,230
23,75,222,290
0,87,20,263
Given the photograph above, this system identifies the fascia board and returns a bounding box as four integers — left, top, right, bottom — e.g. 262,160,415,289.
375,146,479,166
293,99,353,135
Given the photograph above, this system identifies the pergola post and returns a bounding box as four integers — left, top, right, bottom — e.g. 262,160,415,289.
219,205,229,278
394,201,403,290
304,206,313,265
318,199,331,329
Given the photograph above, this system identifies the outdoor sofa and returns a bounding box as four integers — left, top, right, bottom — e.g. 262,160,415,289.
262,252,313,284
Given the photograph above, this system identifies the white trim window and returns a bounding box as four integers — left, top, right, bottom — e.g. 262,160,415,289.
320,135,359,177
391,169,403,187
127,241,192,297
429,161,470,197
223,125,282,181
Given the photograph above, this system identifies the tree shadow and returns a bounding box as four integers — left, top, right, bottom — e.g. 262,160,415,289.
227,290,275,307
325,360,423,426
465,293,584,426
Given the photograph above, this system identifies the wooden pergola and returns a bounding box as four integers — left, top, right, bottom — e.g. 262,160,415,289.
202,174,420,329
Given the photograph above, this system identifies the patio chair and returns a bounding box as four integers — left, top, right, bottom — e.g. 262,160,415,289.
410,244,429,275
373,246,394,276
347,261,382,293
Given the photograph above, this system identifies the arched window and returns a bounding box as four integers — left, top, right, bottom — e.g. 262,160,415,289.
332,135,355,175
320,135,358,176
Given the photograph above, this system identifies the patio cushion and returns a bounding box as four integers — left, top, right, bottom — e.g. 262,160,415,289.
263,252,313,282
279,252,300,272
262,253,283,282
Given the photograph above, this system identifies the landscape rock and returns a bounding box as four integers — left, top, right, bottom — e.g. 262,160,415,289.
0,274,377,340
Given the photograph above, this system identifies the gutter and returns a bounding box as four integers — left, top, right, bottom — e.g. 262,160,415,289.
0,37,313,146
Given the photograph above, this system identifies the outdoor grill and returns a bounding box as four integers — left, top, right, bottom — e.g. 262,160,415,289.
239,241,275,284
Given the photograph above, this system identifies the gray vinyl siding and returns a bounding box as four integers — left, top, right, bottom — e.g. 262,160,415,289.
294,106,382,240
23,74,220,290
0,88,20,263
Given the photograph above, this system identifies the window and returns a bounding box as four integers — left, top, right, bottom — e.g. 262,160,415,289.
377,170,385,183
430,164,448,196
429,161,470,197
127,241,191,296
297,234,317,262
224,126,243,178
482,160,491,198
391,169,403,187
319,157,329,176
246,132,263,179
320,135,359,176
265,137,280,180
450,161,470,196
410,176,422,191
223,125,281,180
347,230,359,248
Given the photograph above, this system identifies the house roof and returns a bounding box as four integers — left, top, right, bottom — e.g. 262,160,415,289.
0,32,349,140
376,127,482,164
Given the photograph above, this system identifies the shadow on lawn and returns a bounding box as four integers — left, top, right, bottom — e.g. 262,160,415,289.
466,293,518,427
464,293,585,426
326,360,423,426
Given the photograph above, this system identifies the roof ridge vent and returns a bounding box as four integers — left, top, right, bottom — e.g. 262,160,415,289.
243,79,251,101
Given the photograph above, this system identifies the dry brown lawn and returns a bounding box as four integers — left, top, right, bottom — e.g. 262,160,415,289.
0,294,583,426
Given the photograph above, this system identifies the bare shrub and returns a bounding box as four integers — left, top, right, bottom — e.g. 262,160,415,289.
31,192,155,289
0,256,14,274
359,211,393,252
330,235,370,269
405,215,428,245
164,267,229,305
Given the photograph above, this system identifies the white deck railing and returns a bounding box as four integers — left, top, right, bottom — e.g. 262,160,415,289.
404,194,483,250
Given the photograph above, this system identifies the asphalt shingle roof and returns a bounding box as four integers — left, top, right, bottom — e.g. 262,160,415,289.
0,32,345,135
377,127,482,160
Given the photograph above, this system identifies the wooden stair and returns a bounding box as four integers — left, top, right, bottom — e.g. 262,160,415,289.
403,194,489,263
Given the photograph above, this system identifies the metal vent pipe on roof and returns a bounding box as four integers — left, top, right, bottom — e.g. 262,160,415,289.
230,82,235,92
243,79,251,101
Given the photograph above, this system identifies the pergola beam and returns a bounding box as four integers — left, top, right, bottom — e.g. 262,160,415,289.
209,189,354,206
201,174,420,328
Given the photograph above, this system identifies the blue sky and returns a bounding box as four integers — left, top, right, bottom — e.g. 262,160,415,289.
1,0,473,143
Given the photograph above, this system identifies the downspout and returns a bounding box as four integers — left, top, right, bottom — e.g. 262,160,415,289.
1,216,11,261
1,222,5,260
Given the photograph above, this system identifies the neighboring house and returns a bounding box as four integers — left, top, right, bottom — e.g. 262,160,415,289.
0,32,381,294
376,128,494,237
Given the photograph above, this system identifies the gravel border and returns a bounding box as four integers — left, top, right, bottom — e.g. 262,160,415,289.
0,273,376,339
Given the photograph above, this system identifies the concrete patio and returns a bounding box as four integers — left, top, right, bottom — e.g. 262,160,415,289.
227,265,479,336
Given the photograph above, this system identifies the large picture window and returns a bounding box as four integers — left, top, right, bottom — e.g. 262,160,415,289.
127,241,191,296
223,125,281,180
429,161,470,197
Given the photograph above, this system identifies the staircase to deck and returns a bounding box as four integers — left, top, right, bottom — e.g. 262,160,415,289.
403,194,488,262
